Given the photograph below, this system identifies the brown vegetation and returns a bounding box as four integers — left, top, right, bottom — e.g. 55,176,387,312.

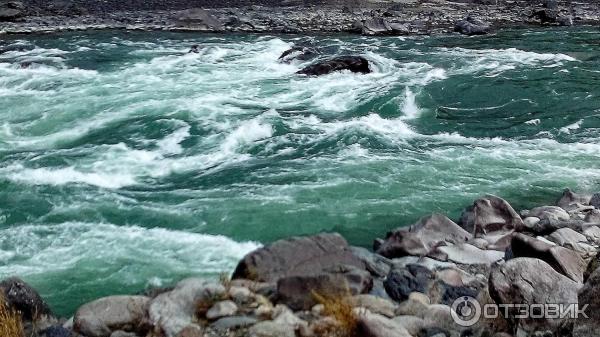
0,295,24,337
312,288,358,337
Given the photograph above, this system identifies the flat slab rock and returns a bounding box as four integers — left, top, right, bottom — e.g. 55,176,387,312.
436,243,505,266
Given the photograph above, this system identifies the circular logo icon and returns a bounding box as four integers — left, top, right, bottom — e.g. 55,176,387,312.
451,296,482,327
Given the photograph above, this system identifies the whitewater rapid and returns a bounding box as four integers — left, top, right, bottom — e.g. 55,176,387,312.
0,29,599,314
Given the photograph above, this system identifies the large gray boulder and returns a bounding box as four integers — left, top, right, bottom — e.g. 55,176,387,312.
357,312,412,337
148,278,225,337
509,233,587,283
73,296,150,337
376,213,472,258
556,188,591,209
276,265,372,310
489,258,580,334
232,233,366,283
459,195,523,235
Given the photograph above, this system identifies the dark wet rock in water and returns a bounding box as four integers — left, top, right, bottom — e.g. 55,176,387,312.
232,233,366,283
277,265,372,310
489,257,580,334
0,277,53,321
454,16,490,36
509,233,586,283
530,8,559,24
278,46,318,63
296,56,371,76
384,264,433,302
375,213,472,258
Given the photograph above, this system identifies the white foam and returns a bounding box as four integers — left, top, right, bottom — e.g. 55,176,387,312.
0,222,260,277
560,120,583,134
400,87,420,119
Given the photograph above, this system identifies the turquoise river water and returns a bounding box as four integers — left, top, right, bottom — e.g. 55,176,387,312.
0,28,599,315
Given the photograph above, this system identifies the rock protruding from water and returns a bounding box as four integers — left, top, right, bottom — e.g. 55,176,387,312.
232,233,366,282
278,46,318,63
296,56,371,76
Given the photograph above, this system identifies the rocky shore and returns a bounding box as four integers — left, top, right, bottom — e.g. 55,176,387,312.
3,188,600,337
1,0,599,35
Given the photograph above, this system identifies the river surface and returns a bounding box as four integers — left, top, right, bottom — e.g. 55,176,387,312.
1,28,599,315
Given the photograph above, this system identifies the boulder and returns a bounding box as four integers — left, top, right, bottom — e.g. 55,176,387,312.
509,233,586,283
278,46,318,63
0,277,52,322
573,266,600,336
384,264,433,303
0,7,21,21
454,16,490,36
591,193,600,209
148,278,225,337
276,265,372,310
435,243,505,266
73,296,150,337
528,206,570,222
584,209,600,223
548,228,595,254
39,326,71,337
175,8,223,31
350,246,392,278
531,8,559,24
361,18,392,36
459,195,523,235
351,295,396,318
211,316,258,330
357,312,412,337
392,315,430,336
557,188,591,209
376,214,472,258
232,233,365,283
489,258,580,333
296,56,371,76
248,321,295,337
206,300,237,320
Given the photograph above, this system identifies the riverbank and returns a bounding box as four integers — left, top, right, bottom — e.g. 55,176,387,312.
1,0,598,35
3,188,600,337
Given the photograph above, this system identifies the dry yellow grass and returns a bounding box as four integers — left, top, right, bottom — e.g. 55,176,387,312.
312,288,358,337
0,294,24,337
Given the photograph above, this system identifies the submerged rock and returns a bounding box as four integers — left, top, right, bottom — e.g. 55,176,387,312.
454,16,490,35
296,56,371,76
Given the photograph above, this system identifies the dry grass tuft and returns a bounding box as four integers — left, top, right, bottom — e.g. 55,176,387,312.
0,294,24,337
312,288,358,337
